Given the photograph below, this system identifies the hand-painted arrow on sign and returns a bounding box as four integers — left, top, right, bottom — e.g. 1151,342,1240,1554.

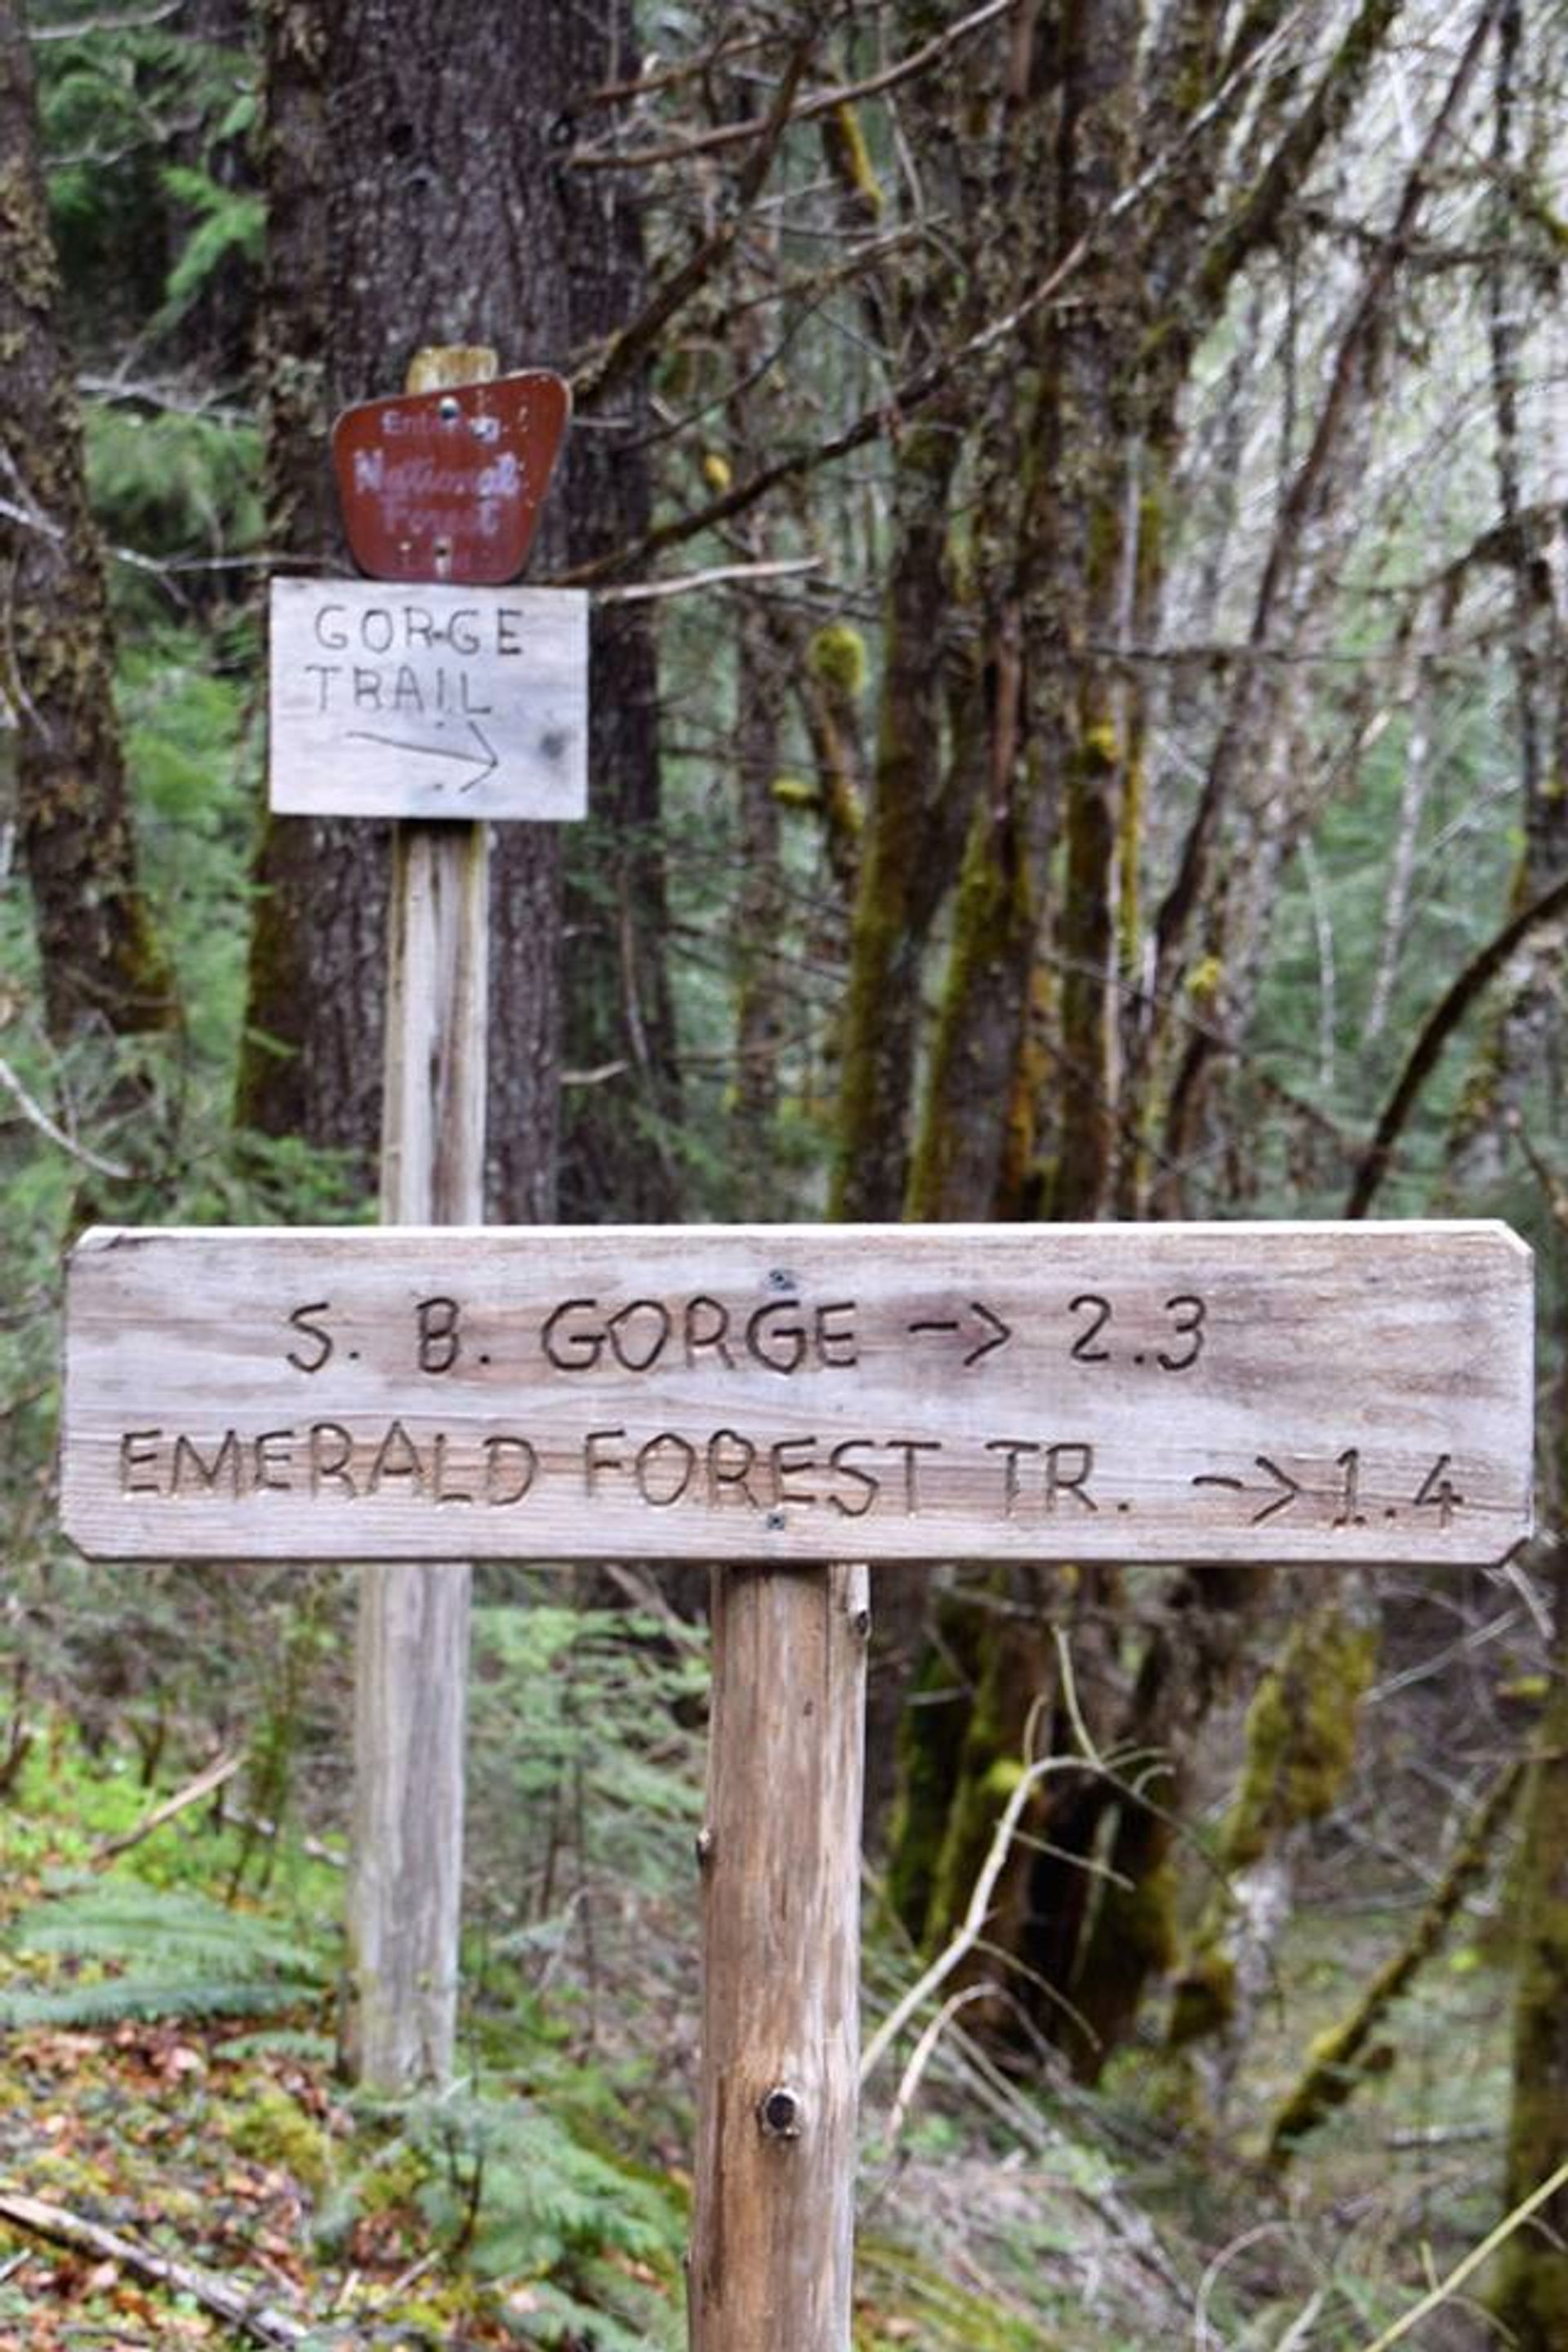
345,719,499,791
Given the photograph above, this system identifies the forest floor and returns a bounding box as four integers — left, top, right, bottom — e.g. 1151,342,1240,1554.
0,1707,1517,2351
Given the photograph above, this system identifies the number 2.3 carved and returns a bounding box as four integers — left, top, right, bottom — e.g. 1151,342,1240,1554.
1068,1292,1208,1372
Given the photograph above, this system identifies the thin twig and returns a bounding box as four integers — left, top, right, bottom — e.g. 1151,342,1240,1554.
861,1746,1098,2085
1355,2152,1568,2352
29,2,185,38
884,1982,1000,2145
0,1054,131,1182
569,0,1019,172
593,555,822,604
90,1752,245,1866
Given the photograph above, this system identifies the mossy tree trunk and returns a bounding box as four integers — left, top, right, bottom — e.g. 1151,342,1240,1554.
831,415,969,1223
1166,1591,1377,2118
0,0,176,1048
828,0,994,1227
1060,1564,1265,2079
1493,1560,1568,2347
728,595,790,1221
875,0,1432,2078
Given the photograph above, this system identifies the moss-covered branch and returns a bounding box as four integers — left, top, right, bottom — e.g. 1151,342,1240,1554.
1265,1759,1523,2165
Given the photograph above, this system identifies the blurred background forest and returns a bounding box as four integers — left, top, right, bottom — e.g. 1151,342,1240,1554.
2,0,1568,2345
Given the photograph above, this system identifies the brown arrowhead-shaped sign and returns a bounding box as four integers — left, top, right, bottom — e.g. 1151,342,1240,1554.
332,371,571,585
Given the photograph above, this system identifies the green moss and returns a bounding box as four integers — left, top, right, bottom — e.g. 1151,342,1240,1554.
770,773,817,810
822,100,883,218
1167,1940,1236,2048
1187,953,1223,1007
857,2234,1062,2348
808,621,869,698
1224,1608,1374,1870
1079,719,1120,773
229,2081,332,2195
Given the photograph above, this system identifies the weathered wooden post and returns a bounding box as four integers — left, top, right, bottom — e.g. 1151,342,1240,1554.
267,351,581,2086
63,1222,1536,2339
689,1559,869,2345
350,346,491,2091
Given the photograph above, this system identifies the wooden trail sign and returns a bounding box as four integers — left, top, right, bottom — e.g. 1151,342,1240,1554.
61,1219,1532,1570
268,578,588,821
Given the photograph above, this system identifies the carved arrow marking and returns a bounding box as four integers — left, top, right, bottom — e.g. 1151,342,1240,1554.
344,718,500,791
1192,1455,1305,1526
906,1301,1013,1367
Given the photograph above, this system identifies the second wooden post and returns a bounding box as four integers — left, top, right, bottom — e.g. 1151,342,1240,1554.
343,345,492,2090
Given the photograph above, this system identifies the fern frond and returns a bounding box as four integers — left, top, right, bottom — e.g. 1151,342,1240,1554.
2,1882,328,2028
0,1974,318,2029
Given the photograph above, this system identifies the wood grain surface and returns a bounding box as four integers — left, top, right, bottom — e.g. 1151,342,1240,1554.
688,1561,867,2349
61,1221,1534,1567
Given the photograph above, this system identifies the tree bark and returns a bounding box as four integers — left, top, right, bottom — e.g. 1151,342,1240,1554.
0,0,176,1046
558,0,679,1223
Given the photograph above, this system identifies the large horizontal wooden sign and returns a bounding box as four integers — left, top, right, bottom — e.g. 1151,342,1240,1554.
268,579,587,821
61,1223,1532,1568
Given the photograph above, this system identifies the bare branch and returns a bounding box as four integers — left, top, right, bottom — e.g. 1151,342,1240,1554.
569,0,1021,172
593,555,822,604
0,2194,307,2349
91,1751,245,1865
560,15,1300,582
1345,868,1568,1217
29,1,185,36
574,35,815,408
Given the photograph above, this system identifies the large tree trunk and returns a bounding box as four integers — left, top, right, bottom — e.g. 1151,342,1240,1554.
557,0,679,1223
0,0,176,1048
237,0,577,1216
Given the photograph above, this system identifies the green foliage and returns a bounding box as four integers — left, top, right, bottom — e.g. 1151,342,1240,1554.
314,2082,685,2348
408,2086,677,2275
0,1881,328,2028
155,163,264,330
87,408,261,572
33,11,260,359
468,1588,707,1942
